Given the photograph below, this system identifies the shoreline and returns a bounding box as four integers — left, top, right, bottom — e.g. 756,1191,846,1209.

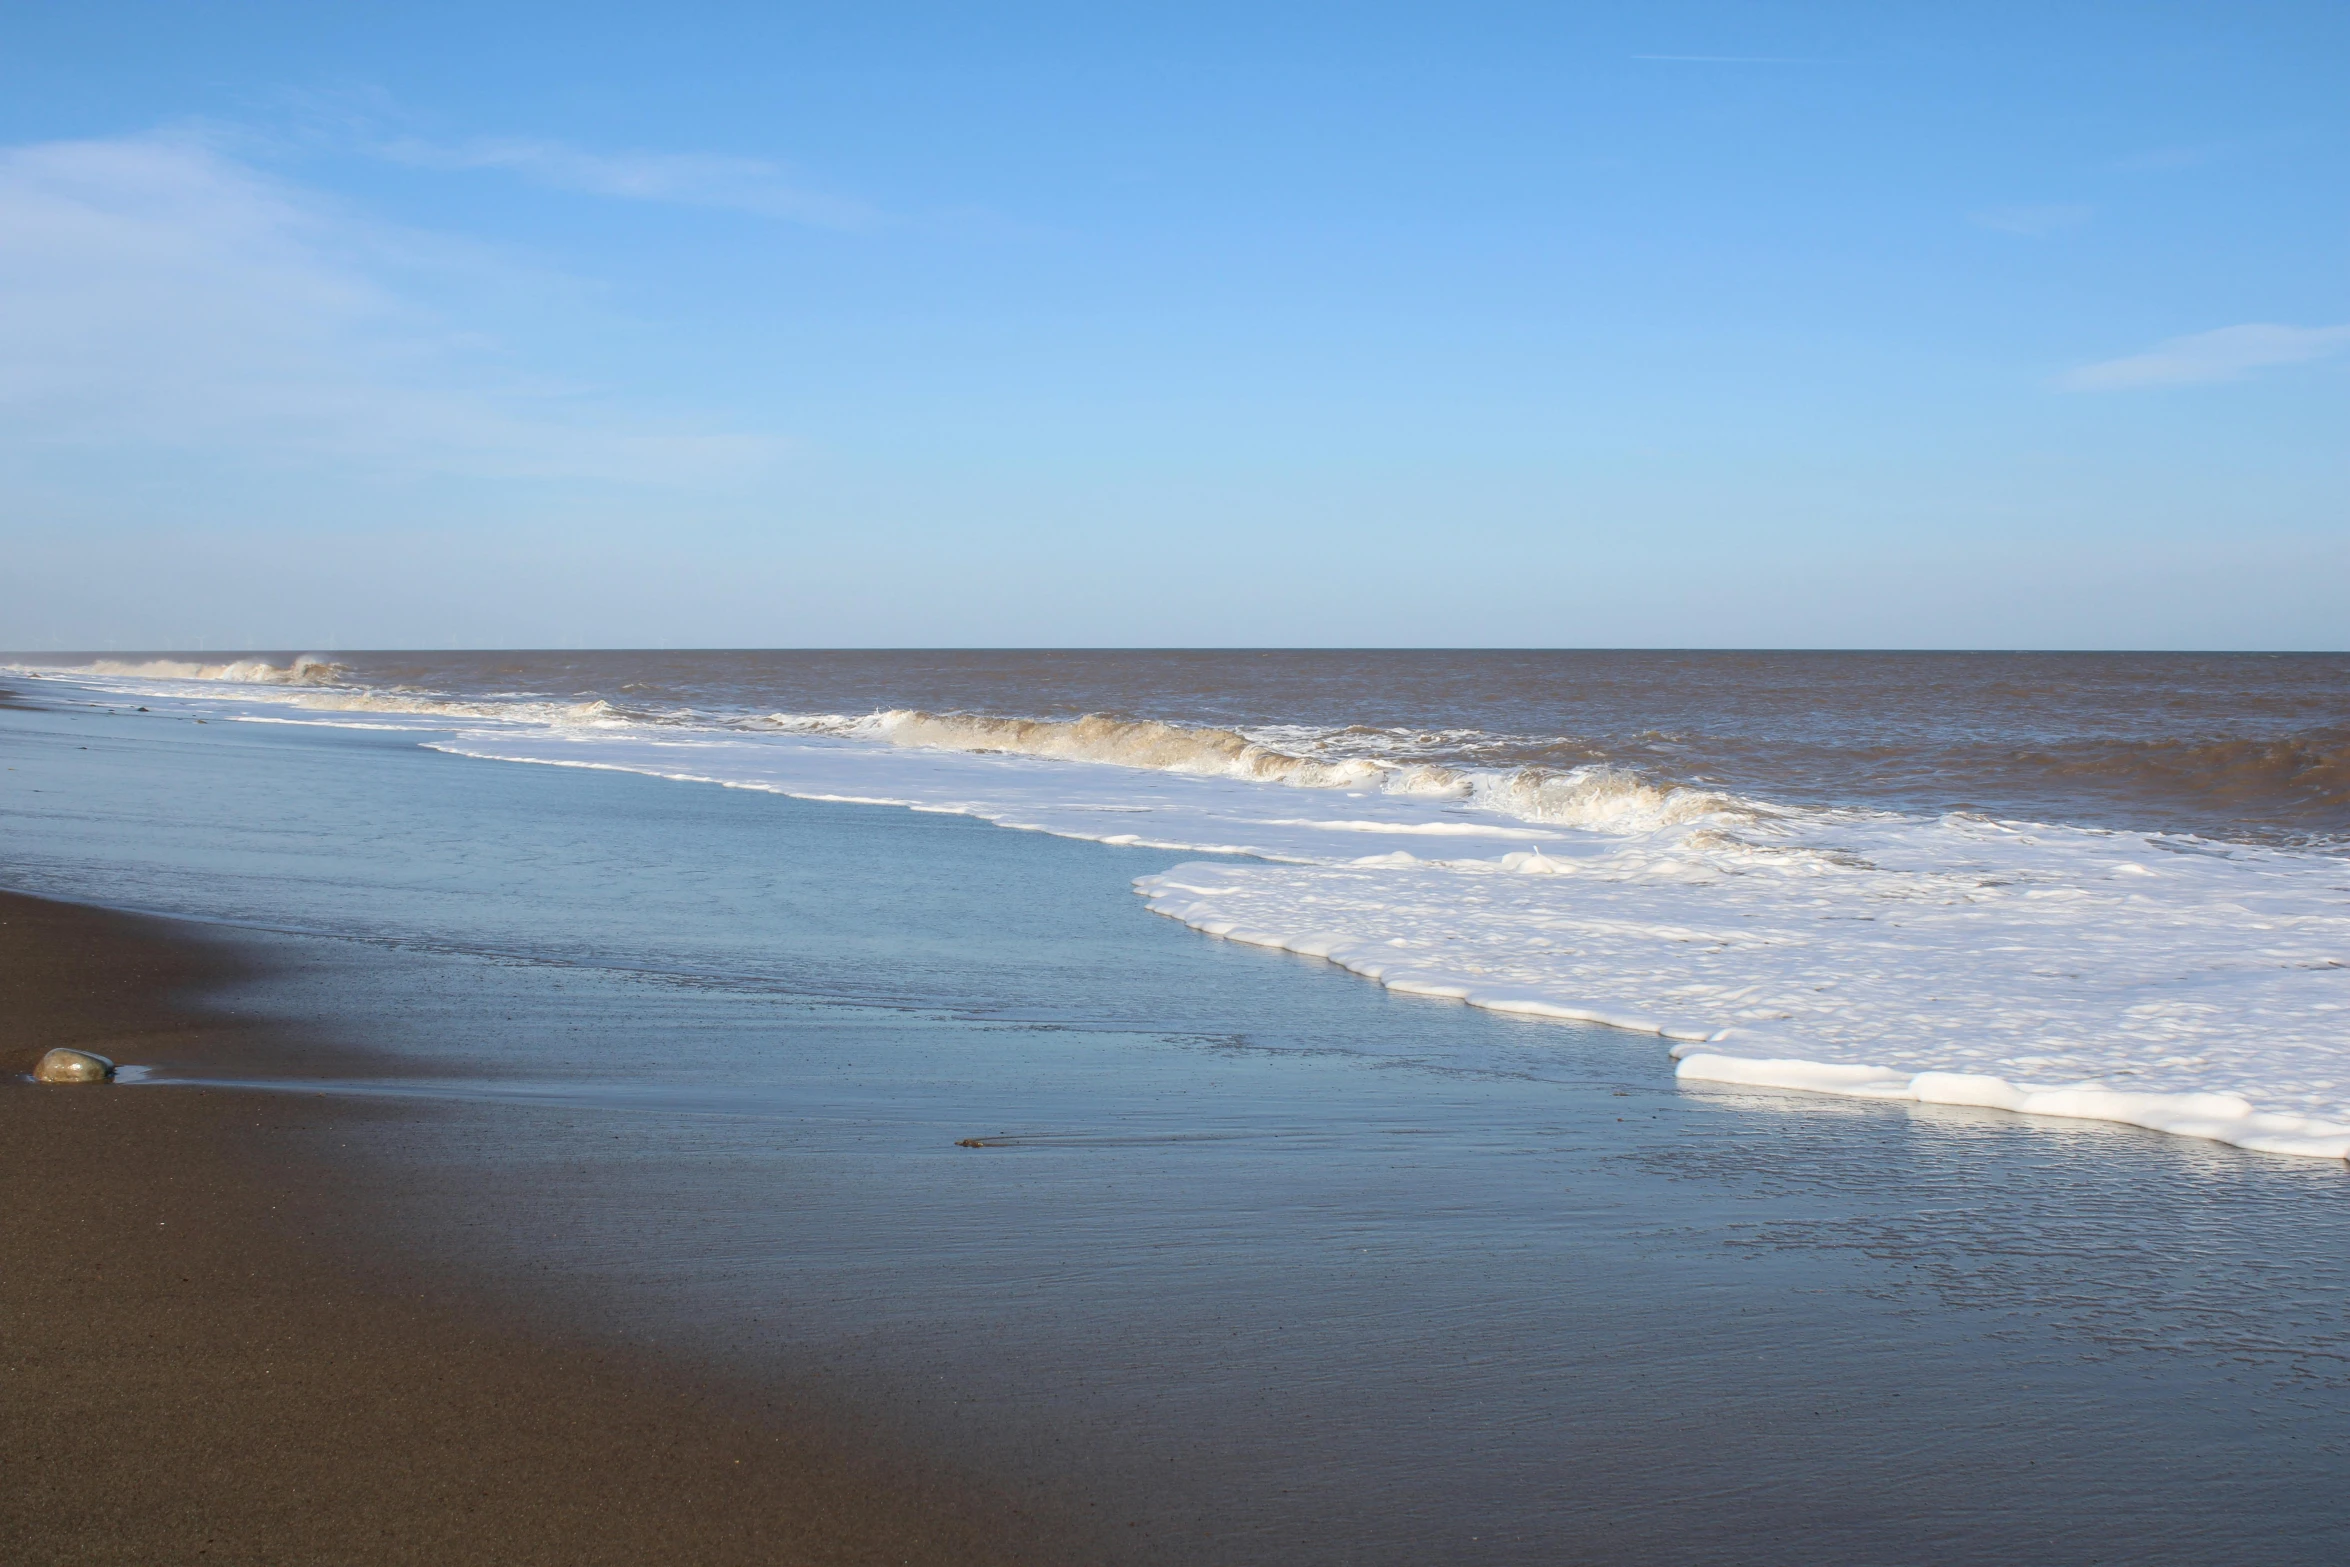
0,886,1092,1565
10,683,2350,1563
15,664,2349,1170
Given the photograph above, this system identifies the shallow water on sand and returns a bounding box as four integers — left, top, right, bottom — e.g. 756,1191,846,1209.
4,701,2349,1564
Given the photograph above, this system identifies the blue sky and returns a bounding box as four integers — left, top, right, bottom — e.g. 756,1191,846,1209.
1,2,2343,649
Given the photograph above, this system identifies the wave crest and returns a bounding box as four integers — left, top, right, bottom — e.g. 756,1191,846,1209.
1474,765,1741,832
852,709,1403,789
784,709,1733,833
285,691,622,725
65,658,618,727
89,655,348,686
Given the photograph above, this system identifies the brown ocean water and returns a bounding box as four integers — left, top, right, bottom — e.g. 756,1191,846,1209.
54,647,2346,842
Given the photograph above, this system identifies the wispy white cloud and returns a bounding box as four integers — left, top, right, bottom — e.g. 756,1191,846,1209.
374,136,877,229
1970,203,2092,236
0,130,783,485
2062,324,2350,391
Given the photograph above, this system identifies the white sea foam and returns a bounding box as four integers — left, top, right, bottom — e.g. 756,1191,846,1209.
1136,820,2350,1160
17,659,2349,1161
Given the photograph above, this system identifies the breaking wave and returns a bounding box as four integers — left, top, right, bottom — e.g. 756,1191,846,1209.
23,661,1779,837
836,709,1416,788
90,655,348,685
282,690,625,725
1470,765,1741,832
54,657,621,727
769,708,1741,834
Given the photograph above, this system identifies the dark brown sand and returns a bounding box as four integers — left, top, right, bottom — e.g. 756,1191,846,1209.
0,888,1089,1566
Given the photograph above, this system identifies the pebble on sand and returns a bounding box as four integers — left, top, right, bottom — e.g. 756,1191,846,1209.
34,1048,115,1083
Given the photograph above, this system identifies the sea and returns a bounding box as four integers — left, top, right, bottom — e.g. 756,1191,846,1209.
3,649,2347,1563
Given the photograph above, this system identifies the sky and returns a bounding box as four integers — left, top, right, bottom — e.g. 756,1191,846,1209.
0,1,2343,650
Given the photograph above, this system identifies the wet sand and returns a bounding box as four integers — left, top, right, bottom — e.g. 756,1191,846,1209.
0,888,1089,1566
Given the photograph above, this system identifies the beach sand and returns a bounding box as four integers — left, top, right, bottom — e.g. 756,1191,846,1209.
0,888,1089,1565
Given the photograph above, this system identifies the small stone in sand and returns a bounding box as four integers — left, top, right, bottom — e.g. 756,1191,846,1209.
34,1048,116,1083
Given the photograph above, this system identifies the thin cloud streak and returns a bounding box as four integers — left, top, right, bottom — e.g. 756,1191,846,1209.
2063,324,2350,390
375,136,877,229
